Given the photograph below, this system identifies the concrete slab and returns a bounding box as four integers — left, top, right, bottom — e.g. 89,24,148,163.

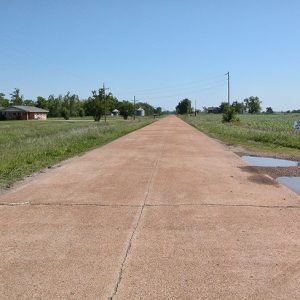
0,205,139,299
115,206,300,299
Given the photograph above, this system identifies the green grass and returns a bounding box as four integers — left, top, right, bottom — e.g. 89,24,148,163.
0,116,155,188
182,113,300,156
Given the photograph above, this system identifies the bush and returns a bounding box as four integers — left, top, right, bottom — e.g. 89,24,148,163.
78,108,85,117
61,108,70,120
93,112,101,122
222,106,238,122
122,110,129,120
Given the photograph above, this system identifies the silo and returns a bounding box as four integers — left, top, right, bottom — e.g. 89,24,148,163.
136,107,145,117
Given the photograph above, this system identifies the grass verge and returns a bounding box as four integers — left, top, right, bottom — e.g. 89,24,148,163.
182,114,300,158
0,117,155,189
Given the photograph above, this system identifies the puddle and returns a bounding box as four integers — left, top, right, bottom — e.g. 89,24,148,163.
241,156,299,167
277,177,300,195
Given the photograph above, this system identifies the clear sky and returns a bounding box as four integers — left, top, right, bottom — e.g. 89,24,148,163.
1,0,300,111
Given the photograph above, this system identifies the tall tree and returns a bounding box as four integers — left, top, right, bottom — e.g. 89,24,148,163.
85,88,105,121
10,88,24,105
176,98,192,114
265,107,274,114
118,100,134,120
244,96,262,114
231,101,245,114
36,96,48,109
0,93,9,107
23,99,35,106
48,94,62,117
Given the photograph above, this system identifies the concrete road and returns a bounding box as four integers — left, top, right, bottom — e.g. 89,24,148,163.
1,116,300,299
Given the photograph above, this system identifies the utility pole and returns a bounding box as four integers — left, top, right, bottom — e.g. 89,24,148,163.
133,96,136,120
225,72,230,104
102,83,109,123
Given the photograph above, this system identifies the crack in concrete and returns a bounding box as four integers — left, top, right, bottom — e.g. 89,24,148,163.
1,202,299,210
0,201,30,206
145,203,300,209
0,202,141,208
108,130,167,300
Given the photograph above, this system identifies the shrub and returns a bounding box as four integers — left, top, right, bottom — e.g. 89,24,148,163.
61,108,70,120
222,106,238,123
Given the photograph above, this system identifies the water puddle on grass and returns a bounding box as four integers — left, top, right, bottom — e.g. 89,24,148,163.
277,177,300,196
241,156,299,167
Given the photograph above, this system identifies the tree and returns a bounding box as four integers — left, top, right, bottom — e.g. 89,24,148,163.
61,107,70,120
0,93,9,108
36,96,48,109
222,105,238,122
48,95,62,117
265,107,274,114
118,100,134,120
23,99,35,106
106,93,119,114
244,96,261,114
85,88,105,121
78,107,85,117
231,101,245,114
10,88,24,105
176,98,192,114
219,102,230,113
155,107,162,115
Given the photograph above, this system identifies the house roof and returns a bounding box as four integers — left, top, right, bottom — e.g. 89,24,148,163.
2,105,49,113
137,107,144,111
112,109,119,113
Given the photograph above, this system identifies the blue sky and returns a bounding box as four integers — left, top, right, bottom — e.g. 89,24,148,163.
1,0,300,111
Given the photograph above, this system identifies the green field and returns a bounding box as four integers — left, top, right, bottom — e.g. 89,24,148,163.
183,113,300,156
0,116,155,189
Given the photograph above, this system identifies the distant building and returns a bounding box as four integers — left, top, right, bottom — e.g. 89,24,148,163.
207,106,221,114
112,109,120,116
1,106,49,120
136,107,145,117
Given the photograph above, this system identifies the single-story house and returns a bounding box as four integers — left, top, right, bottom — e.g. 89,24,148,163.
1,105,49,120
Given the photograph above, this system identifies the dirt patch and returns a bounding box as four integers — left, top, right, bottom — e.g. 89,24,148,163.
247,174,279,186
239,164,300,179
253,166,300,179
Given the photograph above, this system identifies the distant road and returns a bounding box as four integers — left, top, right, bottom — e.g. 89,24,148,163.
1,115,300,299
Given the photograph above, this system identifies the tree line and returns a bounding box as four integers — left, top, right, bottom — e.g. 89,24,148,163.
0,88,161,120
176,96,265,115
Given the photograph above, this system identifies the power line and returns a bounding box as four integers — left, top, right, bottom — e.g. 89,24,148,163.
118,73,225,95
128,81,227,101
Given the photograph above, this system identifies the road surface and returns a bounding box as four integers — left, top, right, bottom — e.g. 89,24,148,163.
1,116,300,299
